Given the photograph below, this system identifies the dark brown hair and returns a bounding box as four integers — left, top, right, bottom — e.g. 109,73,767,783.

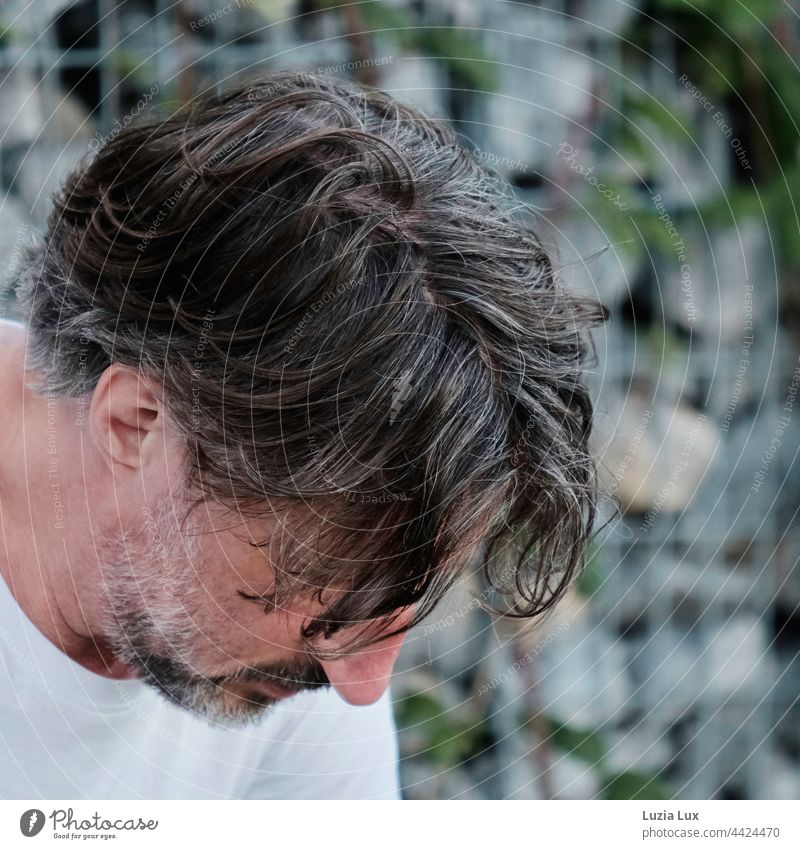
14,70,606,656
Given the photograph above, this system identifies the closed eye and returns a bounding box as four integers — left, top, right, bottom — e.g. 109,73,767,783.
236,588,278,613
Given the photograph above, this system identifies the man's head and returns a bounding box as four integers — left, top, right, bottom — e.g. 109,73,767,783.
12,70,605,726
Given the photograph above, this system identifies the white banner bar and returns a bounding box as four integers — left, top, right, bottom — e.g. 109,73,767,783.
1,800,797,848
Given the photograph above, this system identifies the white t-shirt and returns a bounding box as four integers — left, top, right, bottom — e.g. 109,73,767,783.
0,572,401,799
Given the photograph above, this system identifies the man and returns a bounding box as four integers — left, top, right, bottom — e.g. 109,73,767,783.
0,70,604,799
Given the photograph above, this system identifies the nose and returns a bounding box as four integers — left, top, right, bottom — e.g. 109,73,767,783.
316,611,413,706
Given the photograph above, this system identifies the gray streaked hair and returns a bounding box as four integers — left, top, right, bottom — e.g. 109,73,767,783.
14,70,607,655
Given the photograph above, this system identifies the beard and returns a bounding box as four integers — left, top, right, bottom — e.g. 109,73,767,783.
96,500,329,728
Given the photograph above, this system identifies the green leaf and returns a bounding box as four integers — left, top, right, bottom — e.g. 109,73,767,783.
415,27,498,92
758,45,800,145
622,89,691,144
551,722,607,768
109,48,159,89
651,0,782,35
395,691,443,728
577,543,605,599
359,1,417,51
395,692,488,768
601,770,673,800
0,18,15,45
360,4,498,91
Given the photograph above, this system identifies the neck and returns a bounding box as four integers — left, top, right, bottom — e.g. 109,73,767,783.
0,319,137,680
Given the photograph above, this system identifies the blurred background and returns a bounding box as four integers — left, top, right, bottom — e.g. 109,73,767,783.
1,0,798,799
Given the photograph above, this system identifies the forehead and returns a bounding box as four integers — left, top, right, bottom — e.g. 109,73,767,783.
184,500,348,602
194,494,407,562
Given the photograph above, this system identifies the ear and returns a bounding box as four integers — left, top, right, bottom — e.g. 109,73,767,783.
89,364,164,473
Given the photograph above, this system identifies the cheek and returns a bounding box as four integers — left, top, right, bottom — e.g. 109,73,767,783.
181,575,305,665
187,527,316,663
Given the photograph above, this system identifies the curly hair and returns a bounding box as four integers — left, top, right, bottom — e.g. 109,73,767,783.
13,70,607,656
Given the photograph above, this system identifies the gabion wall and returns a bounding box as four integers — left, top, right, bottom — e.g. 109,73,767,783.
1,0,796,800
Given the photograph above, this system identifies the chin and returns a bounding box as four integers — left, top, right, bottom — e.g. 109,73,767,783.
141,667,280,728
188,692,280,729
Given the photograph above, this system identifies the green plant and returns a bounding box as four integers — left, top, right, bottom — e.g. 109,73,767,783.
314,0,498,92
621,1,800,272
550,718,673,799
395,691,490,769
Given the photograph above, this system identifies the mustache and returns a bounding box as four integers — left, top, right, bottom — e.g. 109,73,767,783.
209,659,330,691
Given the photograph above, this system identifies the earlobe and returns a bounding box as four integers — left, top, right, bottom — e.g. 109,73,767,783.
88,364,163,473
